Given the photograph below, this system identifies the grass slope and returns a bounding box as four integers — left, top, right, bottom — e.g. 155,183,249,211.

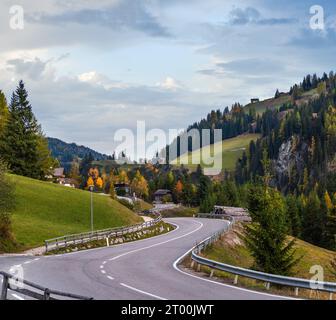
7,174,142,251
175,133,260,172
244,94,291,114
244,88,319,115
203,224,336,282
160,206,198,218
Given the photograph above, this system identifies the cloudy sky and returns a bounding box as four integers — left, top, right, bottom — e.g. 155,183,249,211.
1,0,336,156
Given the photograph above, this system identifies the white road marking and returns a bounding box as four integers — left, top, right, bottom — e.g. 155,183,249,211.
172,237,299,300
102,261,107,265
101,270,106,274
100,265,104,269
107,276,114,280
120,283,167,300
108,221,203,262
11,294,24,300
23,261,31,265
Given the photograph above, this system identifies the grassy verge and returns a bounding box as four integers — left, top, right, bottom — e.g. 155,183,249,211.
134,199,153,212
182,224,336,300
46,221,175,255
3,174,142,253
160,206,198,218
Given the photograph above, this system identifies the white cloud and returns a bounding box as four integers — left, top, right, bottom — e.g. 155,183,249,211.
155,76,183,91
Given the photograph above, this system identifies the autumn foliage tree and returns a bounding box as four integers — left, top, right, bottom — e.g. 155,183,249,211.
131,170,149,199
174,180,183,202
87,168,103,191
118,170,129,184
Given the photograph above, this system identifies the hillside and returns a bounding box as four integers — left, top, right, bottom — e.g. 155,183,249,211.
244,88,319,114
202,224,336,282
244,93,291,114
47,137,110,171
174,133,260,171
4,174,142,252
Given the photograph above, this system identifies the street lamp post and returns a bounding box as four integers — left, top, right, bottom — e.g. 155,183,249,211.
89,185,94,233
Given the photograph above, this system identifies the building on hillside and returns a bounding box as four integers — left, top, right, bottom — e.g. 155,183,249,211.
154,189,172,203
51,167,65,184
51,168,76,188
58,178,76,188
250,98,259,104
53,168,65,178
114,183,131,196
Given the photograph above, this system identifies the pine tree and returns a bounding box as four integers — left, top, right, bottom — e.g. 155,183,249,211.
200,193,216,213
242,186,299,276
0,81,48,179
285,195,302,237
302,191,325,246
0,90,9,136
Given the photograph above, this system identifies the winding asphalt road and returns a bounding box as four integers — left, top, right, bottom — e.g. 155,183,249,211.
0,218,289,300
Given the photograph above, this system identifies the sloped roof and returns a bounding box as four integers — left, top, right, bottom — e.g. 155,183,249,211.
53,168,64,177
154,189,172,196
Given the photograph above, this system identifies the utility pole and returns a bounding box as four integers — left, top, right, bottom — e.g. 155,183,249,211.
89,185,94,233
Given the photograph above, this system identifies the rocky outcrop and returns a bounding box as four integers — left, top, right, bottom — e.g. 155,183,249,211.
274,136,307,192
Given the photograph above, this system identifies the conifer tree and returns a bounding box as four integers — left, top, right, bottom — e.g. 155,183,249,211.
242,185,299,275
0,91,9,136
0,81,52,179
302,191,325,246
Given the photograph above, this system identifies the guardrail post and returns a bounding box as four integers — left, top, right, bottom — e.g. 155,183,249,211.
106,237,109,247
43,288,51,300
329,292,333,300
190,261,195,269
234,275,239,285
295,287,299,296
197,264,201,272
45,241,48,253
209,269,214,278
1,274,9,300
265,282,270,290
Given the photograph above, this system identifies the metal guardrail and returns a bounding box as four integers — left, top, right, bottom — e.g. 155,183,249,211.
0,271,93,300
191,218,336,298
45,215,162,252
197,213,251,222
197,213,234,221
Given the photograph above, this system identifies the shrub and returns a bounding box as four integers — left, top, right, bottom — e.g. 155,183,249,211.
117,198,134,211
0,161,16,248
